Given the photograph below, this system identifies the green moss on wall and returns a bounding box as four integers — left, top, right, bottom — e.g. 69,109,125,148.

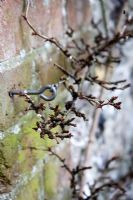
44,158,59,200
0,43,71,197
15,174,40,200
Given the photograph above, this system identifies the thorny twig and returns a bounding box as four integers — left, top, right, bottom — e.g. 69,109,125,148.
22,146,127,200
48,148,92,198
24,0,133,77
85,75,130,91
78,2,131,197
17,1,133,199
23,0,77,62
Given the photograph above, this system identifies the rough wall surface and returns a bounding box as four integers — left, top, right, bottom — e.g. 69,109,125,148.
0,1,90,200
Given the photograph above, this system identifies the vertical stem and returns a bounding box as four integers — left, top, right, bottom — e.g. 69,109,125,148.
79,66,109,197
79,0,109,196
99,0,109,38
62,0,69,33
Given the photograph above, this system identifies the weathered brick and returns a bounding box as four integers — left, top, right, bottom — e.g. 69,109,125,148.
0,0,64,60
0,44,68,130
0,0,90,60
67,0,91,29
0,1,91,198
0,54,32,130
0,1,23,60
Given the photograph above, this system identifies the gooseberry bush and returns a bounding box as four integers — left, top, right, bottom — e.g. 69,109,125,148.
16,1,133,199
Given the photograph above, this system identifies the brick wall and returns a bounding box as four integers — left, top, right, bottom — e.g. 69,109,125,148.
0,1,90,199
